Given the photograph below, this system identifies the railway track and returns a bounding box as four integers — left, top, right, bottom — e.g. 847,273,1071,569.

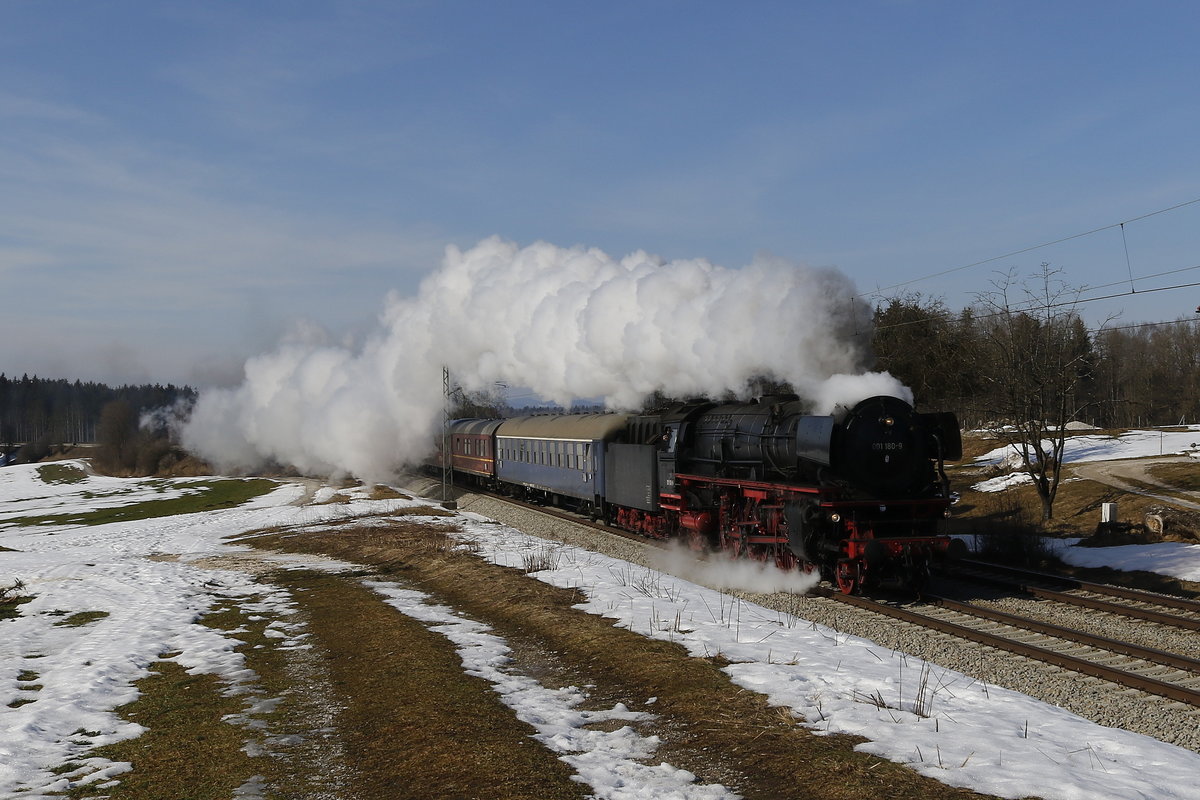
949,559,1200,628
432,481,1200,715
821,588,1200,707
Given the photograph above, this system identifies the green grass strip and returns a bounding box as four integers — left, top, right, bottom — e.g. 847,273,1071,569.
6,479,277,528
37,464,88,484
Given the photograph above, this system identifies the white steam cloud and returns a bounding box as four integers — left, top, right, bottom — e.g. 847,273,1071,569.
651,543,823,595
182,237,908,481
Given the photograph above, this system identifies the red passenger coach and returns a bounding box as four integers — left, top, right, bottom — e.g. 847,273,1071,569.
441,419,503,479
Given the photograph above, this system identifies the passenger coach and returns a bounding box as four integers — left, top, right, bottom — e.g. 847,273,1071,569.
494,414,630,516
441,418,503,481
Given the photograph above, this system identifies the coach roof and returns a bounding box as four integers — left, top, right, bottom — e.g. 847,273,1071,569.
496,414,631,441
447,418,505,436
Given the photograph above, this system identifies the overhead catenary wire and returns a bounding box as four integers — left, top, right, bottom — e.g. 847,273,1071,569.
855,194,1200,338
866,267,1200,337
1120,223,1136,294
855,195,1200,301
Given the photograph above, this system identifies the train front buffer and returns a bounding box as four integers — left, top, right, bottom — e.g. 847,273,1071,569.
828,497,956,595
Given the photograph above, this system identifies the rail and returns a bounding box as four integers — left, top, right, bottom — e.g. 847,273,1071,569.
817,588,1200,707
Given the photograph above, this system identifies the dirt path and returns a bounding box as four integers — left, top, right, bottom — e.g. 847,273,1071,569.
1071,456,1200,511
234,517,997,800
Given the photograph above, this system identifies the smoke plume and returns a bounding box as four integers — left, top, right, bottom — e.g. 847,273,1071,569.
651,542,823,595
181,237,908,481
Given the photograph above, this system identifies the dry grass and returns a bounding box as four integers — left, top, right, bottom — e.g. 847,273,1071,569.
950,461,1194,539
948,449,1200,596
65,662,258,799
0,579,31,620
36,463,88,484
314,491,355,504
1145,463,1200,493
242,520,996,800
51,610,109,628
272,568,589,800
369,484,410,500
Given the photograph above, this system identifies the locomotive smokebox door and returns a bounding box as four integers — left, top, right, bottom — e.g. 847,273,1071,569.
836,396,930,497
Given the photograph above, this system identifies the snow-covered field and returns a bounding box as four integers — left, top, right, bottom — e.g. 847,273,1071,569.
971,425,1200,496
2,458,1199,799
970,426,1200,583
975,426,1200,468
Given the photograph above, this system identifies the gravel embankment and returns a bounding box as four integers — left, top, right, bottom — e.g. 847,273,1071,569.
403,479,1200,754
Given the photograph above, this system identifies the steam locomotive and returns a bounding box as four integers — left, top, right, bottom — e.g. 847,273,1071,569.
436,394,962,594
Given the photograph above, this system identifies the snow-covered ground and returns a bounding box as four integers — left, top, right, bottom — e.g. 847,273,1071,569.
974,426,1200,467
970,426,1200,583
2,459,1199,799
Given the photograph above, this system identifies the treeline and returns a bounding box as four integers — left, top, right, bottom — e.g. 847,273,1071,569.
871,294,1200,430
0,374,195,452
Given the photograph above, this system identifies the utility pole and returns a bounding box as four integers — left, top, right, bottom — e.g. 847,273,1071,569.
441,366,457,509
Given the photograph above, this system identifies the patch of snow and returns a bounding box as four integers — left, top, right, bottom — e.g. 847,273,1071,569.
971,471,1033,492
368,581,737,799
2,463,1199,800
454,517,1200,800
974,426,1200,468
1048,538,1200,583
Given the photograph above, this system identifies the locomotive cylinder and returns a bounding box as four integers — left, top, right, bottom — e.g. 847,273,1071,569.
679,510,716,535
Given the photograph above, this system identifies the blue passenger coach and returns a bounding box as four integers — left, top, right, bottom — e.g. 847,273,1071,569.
494,414,630,513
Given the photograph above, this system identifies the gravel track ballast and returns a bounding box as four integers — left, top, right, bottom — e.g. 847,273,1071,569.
407,480,1200,754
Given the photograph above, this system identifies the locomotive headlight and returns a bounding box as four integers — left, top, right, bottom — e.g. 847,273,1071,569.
829,512,841,523
882,416,895,427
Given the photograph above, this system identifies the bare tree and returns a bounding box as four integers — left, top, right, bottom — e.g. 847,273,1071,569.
449,381,509,419
974,264,1103,522
96,399,138,474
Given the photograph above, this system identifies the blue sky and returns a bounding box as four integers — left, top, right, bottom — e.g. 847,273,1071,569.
3,1,1199,387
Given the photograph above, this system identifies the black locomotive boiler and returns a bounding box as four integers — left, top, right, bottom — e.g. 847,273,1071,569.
437,394,962,594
